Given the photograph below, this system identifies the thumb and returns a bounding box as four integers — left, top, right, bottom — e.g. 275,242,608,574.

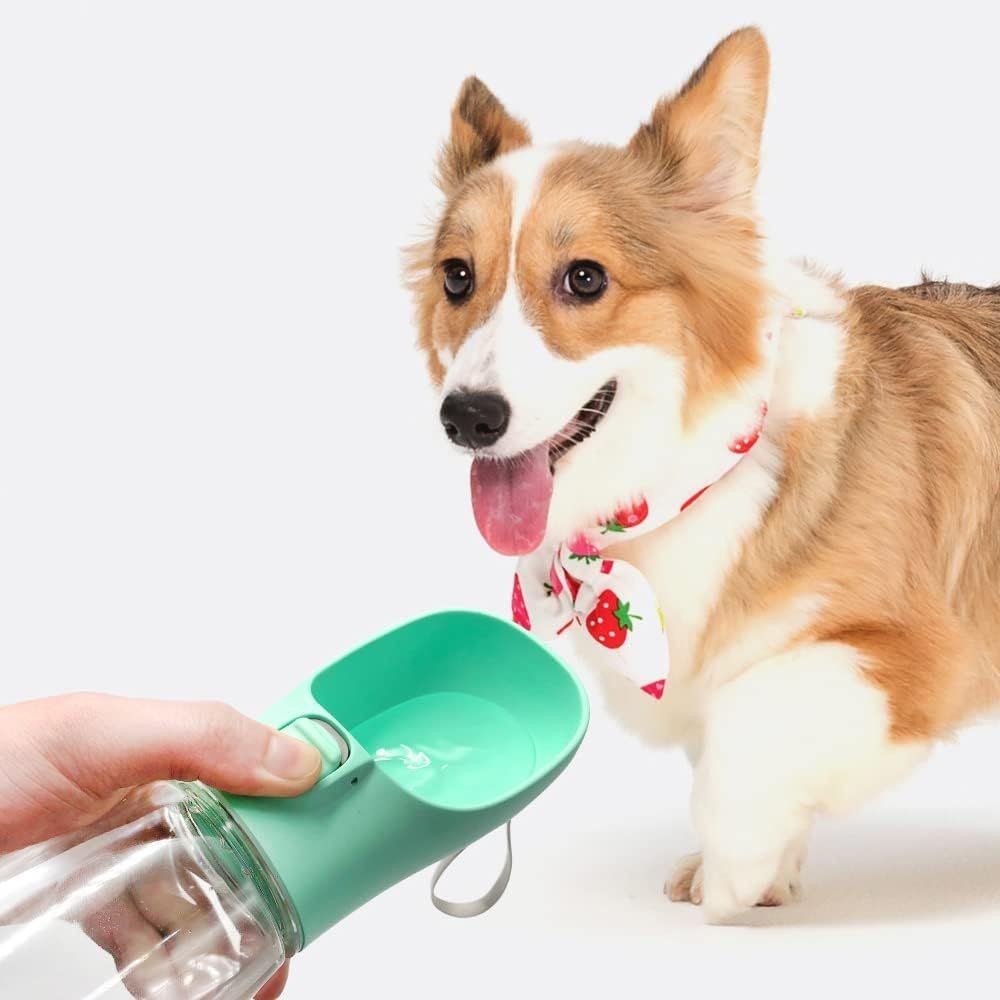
28,693,324,799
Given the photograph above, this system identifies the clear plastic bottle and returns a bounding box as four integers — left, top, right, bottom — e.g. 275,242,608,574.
0,781,301,1000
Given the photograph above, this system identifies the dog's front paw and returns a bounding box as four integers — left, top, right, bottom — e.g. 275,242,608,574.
665,852,705,903
665,851,802,915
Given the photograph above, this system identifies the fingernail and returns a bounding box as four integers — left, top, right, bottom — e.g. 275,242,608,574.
263,732,322,782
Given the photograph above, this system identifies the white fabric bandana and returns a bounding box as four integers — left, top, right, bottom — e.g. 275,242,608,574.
509,308,786,699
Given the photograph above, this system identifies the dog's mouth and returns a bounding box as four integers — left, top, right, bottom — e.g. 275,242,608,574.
548,379,618,471
470,378,618,557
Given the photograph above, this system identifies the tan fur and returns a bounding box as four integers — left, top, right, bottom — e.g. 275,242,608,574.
437,77,530,194
408,27,1000,743
415,170,515,385
407,30,770,425
697,281,1000,738
629,27,769,210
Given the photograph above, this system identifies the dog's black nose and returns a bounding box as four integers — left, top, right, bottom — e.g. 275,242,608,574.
440,391,510,449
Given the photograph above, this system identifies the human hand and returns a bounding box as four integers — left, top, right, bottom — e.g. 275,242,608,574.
0,693,323,998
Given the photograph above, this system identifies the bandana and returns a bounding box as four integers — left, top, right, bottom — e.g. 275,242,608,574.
509,308,787,700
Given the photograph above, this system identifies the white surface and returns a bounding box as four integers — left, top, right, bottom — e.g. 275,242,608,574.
2,3,999,998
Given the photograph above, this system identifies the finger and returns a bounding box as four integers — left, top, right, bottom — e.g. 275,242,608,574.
90,883,271,1000
162,905,271,998
128,844,204,936
129,827,255,938
22,693,322,799
0,789,182,924
256,962,291,1000
121,824,285,997
82,895,188,1000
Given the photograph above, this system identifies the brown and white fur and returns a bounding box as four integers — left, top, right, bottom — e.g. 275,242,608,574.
405,27,1000,921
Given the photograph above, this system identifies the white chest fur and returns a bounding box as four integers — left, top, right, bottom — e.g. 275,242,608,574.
595,261,847,746
616,437,783,677
598,439,782,746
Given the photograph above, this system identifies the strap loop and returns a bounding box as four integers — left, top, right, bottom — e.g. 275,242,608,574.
430,821,513,918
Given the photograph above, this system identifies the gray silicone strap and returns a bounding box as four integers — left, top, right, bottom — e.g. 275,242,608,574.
430,821,513,918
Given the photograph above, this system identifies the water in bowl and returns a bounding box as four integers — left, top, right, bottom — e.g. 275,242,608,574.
352,692,537,809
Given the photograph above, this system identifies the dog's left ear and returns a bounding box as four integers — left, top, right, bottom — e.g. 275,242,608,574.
630,27,770,208
437,77,531,194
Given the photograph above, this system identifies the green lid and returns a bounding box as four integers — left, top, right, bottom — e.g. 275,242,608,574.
223,610,588,947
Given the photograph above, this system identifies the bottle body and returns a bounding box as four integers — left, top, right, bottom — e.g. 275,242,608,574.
0,781,301,1000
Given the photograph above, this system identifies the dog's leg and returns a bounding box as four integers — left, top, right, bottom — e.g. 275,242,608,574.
690,641,929,923
665,697,809,907
666,831,807,906
665,734,807,906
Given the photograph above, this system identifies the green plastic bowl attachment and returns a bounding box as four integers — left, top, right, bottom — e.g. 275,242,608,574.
223,610,589,946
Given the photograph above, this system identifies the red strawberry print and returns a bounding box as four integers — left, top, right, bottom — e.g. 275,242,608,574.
511,574,531,631
565,572,582,602
586,589,642,649
641,678,666,700
680,484,711,512
567,534,601,564
729,401,768,454
601,498,649,534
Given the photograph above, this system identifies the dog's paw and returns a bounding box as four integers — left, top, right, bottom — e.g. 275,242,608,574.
665,853,705,904
665,852,802,912
753,865,802,908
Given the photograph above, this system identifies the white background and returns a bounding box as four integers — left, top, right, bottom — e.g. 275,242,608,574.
3,2,1000,997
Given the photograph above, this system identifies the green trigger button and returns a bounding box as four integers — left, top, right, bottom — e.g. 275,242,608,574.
280,717,348,779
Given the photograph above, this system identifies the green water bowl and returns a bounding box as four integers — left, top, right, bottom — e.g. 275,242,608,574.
224,610,589,946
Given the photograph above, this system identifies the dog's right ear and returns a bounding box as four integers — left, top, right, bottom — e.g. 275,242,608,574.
629,27,770,210
437,78,531,194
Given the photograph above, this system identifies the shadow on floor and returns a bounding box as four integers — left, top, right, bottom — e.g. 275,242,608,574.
573,816,1000,929
744,821,1000,928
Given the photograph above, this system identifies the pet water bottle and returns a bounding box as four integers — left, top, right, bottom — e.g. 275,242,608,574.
0,611,589,999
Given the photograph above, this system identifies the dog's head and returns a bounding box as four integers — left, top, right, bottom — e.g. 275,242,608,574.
407,28,771,555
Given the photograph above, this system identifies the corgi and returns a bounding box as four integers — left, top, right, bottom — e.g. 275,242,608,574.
405,27,1000,922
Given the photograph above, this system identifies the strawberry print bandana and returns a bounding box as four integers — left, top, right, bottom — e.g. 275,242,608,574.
510,308,787,700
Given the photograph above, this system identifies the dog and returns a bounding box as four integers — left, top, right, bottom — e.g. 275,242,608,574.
404,26,1000,922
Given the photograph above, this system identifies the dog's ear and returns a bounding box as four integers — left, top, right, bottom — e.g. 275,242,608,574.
629,27,770,208
437,77,531,194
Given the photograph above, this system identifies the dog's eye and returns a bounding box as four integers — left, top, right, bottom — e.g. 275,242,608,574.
562,260,607,301
443,259,474,302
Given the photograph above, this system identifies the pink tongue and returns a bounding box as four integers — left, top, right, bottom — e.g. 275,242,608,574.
470,444,554,556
